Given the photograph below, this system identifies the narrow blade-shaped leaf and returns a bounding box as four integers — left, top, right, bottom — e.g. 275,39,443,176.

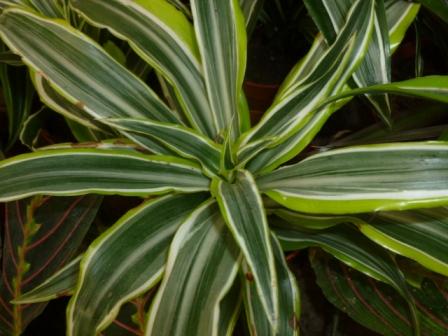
67,193,207,336
0,8,179,125
0,148,210,202
0,195,101,335
146,200,240,336
103,118,221,176
212,170,278,327
15,255,81,304
258,142,448,214
358,208,448,277
243,234,300,336
238,0,375,160
70,0,218,137
191,0,247,138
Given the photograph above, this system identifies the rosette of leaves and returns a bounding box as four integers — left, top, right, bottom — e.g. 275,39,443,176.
0,0,448,335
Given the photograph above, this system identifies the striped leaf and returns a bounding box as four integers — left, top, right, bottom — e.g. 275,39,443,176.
70,0,218,138
417,0,448,24
217,278,242,336
304,0,392,125
103,118,222,176
238,0,375,162
243,234,300,336
0,195,101,335
239,0,264,36
325,75,448,106
311,251,448,336
386,0,420,52
258,142,448,214
67,193,207,336
358,208,448,277
191,0,247,139
145,200,240,336
27,0,65,18
0,148,210,202
212,170,278,327
15,255,81,304
0,8,180,125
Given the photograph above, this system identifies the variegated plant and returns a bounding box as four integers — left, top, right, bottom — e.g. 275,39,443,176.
1,0,448,335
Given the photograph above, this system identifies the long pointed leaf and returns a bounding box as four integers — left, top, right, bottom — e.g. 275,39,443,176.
212,170,278,327
67,193,207,336
0,149,210,202
70,0,218,137
191,0,247,139
146,200,240,336
0,8,179,125
258,142,448,214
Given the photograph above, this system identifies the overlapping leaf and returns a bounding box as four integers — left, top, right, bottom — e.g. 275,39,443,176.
67,193,207,336
0,196,101,335
146,200,240,336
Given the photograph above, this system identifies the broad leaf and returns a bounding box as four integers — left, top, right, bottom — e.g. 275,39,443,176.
146,200,240,336
0,149,210,202
70,0,218,138
311,251,448,336
0,8,180,126
243,234,300,336
0,196,101,335
213,170,278,327
258,142,448,214
67,193,207,336
191,0,247,139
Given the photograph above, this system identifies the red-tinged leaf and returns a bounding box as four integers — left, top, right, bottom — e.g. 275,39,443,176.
311,250,448,336
0,195,101,335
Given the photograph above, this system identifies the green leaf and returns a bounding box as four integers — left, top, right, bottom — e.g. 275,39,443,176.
325,75,448,106
146,200,240,336
191,0,247,139
26,0,65,18
217,277,242,336
304,0,392,125
212,170,278,327
67,193,207,336
258,142,448,214
0,148,210,202
358,208,448,277
15,254,81,304
238,0,376,162
70,0,218,138
103,118,222,176
0,8,180,125
243,234,300,336
386,0,420,52
311,251,448,336
239,0,264,36
0,195,101,335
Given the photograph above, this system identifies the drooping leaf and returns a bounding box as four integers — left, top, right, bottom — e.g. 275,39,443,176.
0,8,180,126
67,193,207,336
0,148,210,202
311,251,448,336
146,200,240,336
0,195,101,335
70,0,218,138
243,234,300,336
258,142,448,214
212,170,278,327
191,0,247,139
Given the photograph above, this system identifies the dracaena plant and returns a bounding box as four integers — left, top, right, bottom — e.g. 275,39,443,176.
1,0,448,335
